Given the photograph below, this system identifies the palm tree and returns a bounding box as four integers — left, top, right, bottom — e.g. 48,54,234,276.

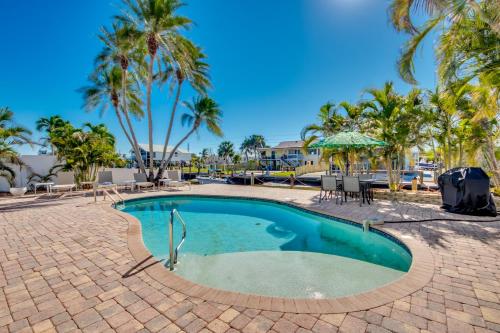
118,0,191,179
163,96,223,167
200,148,209,165
218,141,234,170
390,0,500,85
468,78,500,184
156,40,211,179
240,137,252,162
337,102,364,131
0,107,32,186
437,8,500,87
36,115,67,155
248,135,266,160
49,120,123,182
301,102,344,147
94,21,147,173
362,82,405,189
79,66,145,172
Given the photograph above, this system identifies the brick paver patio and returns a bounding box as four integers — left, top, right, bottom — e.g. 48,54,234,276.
0,184,499,333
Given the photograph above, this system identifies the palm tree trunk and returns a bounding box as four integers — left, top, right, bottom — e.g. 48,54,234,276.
244,152,249,175
164,126,198,166
386,154,395,192
157,81,183,180
485,137,500,186
146,56,155,179
121,69,147,174
458,140,464,167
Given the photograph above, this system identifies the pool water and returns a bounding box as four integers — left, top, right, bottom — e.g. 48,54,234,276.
121,196,412,298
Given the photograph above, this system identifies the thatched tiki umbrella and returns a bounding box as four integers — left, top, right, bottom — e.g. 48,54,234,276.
310,131,387,175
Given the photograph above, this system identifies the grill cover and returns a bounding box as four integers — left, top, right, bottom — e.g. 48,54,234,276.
438,167,497,216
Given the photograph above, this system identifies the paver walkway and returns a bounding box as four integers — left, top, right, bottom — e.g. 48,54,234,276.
0,184,499,333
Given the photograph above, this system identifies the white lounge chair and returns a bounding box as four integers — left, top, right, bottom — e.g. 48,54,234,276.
165,170,191,190
93,171,119,202
51,172,77,195
134,173,155,191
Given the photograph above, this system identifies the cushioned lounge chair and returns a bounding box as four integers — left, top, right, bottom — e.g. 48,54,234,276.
164,170,191,190
134,173,155,191
50,172,77,195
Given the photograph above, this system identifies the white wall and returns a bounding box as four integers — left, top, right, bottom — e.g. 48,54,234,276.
152,152,192,163
102,167,138,184
0,155,59,192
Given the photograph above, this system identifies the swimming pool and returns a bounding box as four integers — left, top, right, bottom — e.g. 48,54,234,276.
121,195,412,299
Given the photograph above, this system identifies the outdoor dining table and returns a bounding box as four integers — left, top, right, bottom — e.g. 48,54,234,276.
335,178,375,205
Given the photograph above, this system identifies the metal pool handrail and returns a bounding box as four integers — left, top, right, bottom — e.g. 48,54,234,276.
169,209,187,271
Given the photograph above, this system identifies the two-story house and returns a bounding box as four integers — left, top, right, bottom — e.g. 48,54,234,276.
258,140,321,170
131,144,192,167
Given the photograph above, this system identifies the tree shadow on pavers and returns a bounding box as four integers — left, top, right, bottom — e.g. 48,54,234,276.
0,198,69,212
387,220,500,250
122,255,166,278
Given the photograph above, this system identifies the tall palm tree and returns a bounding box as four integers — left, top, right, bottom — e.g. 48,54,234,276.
390,0,500,85
163,96,223,167
94,21,147,173
363,82,406,189
247,134,266,160
301,102,344,147
156,39,211,179
79,66,145,171
218,141,234,170
437,8,500,87
240,137,252,162
338,101,364,131
0,107,32,186
468,77,500,184
118,0,191,179
36,115,67,155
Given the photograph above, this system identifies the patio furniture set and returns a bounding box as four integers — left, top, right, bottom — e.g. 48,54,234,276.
30,169,191,199
319,174,375,206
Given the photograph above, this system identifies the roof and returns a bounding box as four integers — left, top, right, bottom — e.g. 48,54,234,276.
138,144,188,154
273,140,304,149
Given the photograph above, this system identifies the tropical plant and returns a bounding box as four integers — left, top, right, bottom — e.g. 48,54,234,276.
240,137,252,162
80,65,145,173
232,154,241,165
301,102,344,146
240,134,266,161
36,115,67,155
218,141,235,169
467,77,500,185
26,165,60,189
190,154,203,174
156,39,211,179
48,120,124,183
390,0,500,86
163,96,223,168
92,21,147,173
0,107,32,186
118,0,192,179
200,148,210,166
363,82,428,190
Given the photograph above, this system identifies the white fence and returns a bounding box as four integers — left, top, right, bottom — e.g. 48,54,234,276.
0,155,142,192
0,155,59,192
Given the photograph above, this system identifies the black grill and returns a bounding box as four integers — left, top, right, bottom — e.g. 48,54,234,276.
438,167,497,217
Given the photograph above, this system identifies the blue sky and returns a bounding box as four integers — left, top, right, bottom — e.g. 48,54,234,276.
0,0,436,156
